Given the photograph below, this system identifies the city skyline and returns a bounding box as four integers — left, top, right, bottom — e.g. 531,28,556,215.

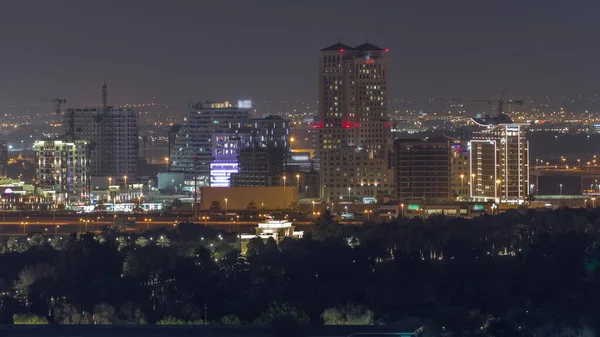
1,0,599,108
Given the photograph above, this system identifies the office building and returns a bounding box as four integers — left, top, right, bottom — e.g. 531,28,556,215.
33,139,89,204
394,136,455,201
470,115,529,203
167,124,182,171
170,101,251,189
230,115,291,187
317,42,393,201
247,115,290,149
230,147,287,187
0,140,7,177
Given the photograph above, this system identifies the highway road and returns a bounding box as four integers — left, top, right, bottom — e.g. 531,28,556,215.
0,215,363,236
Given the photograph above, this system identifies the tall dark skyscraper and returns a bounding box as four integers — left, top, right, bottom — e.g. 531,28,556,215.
317,43,393,201
0,140,7,178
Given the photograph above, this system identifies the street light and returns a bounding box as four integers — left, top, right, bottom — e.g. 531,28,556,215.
123,176,128,201
296,174,300,188
400,203,404,217
224,198,228,220
312,200,315,214
347,187,351,202
496,179,502,204
471,173,476,200
559,183,563,195
164,157,169,171
460,174,464,199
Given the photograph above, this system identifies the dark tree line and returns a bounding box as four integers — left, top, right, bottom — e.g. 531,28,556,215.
0,207,599,336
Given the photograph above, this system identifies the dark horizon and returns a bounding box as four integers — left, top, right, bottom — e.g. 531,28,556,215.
1,0,599,107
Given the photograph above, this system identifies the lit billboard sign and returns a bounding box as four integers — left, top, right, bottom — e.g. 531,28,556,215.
237,100,252,109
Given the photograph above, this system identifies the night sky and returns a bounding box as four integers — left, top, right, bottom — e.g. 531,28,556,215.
0,0,598,106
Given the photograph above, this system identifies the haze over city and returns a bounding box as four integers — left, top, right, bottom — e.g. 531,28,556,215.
1,0,600,107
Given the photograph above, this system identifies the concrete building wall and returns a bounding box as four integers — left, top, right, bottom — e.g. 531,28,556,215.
200,186,298,211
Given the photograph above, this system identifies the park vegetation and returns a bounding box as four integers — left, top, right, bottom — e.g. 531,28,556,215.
0,208,598,336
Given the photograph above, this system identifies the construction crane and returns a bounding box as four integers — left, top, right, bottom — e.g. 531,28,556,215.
51,98,67,117
444,91,524,117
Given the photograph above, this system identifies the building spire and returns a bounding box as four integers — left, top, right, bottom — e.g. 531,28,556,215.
102,81,107,110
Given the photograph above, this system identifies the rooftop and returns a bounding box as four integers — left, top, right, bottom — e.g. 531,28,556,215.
320,42,354,51
354,42,385,51
320,42,386,52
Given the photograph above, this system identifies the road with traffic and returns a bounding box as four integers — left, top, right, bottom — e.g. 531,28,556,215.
0,215,364,236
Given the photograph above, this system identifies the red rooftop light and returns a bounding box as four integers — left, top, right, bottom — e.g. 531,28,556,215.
340,48,344,52
385,48,389,52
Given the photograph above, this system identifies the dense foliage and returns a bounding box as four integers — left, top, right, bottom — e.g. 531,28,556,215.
0,208,599,336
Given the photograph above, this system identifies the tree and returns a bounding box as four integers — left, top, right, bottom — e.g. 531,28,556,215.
14,263,54,305
312,210,343,240
156,235,171,248
264,237,278,253
247,200,257,211
322,303,374,325
289,201,301,213
53,303,93,324
28,233,46,247
13,313,49,324
50,237,67,251
255,302,309,324
7,237,27,253
117,302,146,324
220,314,241,325
93,303,117,324
246,237,265,256
135,236,149,247
157,316,188,325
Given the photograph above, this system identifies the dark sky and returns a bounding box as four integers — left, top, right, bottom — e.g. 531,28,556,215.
0,0,598,106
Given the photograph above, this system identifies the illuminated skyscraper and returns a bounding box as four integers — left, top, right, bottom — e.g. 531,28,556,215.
170,101,251,188
469,115,529,204
317,42,392,201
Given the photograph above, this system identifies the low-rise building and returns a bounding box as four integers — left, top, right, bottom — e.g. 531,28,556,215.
240,218,304,253
33,139,89,204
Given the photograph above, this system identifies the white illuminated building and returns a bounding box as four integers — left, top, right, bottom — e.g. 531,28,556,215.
240,217,304,243
469,115,529,204
33,139,89,204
